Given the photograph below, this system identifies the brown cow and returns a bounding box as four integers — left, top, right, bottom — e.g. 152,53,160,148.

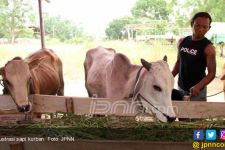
0,48,64,112
84,46,176,123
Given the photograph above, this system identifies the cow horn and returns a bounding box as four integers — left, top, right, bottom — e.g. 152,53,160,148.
163,55,167,62
141,59,151,71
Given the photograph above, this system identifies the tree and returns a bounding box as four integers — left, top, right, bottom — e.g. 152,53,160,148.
44,15,84,42
0,0,34,43
174,0,225,29
106,0,225,40
186,0,225,22
105,17,136,40
206,0,225,22
131,0,172,20
129,0,177,37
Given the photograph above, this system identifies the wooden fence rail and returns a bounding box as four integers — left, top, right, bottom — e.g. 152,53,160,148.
0,94,225,119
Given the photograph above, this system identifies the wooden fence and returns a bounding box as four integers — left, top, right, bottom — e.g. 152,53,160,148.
0,94,225,150
0,94,225,119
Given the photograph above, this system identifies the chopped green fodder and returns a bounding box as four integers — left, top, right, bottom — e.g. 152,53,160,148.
1,115,225,142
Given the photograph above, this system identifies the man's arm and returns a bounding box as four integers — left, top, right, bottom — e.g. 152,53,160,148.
190,44,216,96
172,38,184,77
172,53,179,77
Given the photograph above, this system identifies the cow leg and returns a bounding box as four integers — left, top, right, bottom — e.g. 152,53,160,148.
57,82,64,96
84,79,91,97
84,61,93,97
57,60,64,96
85,84,93,97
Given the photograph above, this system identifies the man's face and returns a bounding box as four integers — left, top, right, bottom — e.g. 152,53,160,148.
192,17,210,39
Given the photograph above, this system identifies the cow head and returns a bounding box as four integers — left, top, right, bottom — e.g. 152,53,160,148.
136,56,176,123
0,57,33,113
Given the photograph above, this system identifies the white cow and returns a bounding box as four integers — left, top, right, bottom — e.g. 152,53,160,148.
84,46,176,122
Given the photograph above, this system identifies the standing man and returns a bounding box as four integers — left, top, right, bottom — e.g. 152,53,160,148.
172,12,216,101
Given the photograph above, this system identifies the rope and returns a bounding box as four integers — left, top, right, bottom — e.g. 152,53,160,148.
129,66,143,98
207,90,224,97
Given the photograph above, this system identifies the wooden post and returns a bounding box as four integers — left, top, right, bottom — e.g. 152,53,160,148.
38,0,45,49
66,98,74,113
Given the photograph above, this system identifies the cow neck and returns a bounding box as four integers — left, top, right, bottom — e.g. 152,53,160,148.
29,77,35,94
29,69,37,94
129,66,143,98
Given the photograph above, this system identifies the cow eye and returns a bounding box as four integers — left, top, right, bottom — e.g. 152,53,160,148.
153,85,162,92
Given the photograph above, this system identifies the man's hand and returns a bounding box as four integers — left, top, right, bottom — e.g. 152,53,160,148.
190,86,200,96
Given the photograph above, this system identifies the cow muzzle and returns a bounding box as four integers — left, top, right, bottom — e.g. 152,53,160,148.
18,102,32,113
137,94,176,123
166,116,176,123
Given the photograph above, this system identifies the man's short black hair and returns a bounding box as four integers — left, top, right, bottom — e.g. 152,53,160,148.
191,12,212,26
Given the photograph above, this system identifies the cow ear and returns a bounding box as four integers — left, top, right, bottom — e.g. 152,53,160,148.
163,55,167,62
141,58,151,71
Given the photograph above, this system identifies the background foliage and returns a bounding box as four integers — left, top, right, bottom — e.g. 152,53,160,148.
0,0,224,42
105,0,225,40
0,0,34,43
43,15,85,42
